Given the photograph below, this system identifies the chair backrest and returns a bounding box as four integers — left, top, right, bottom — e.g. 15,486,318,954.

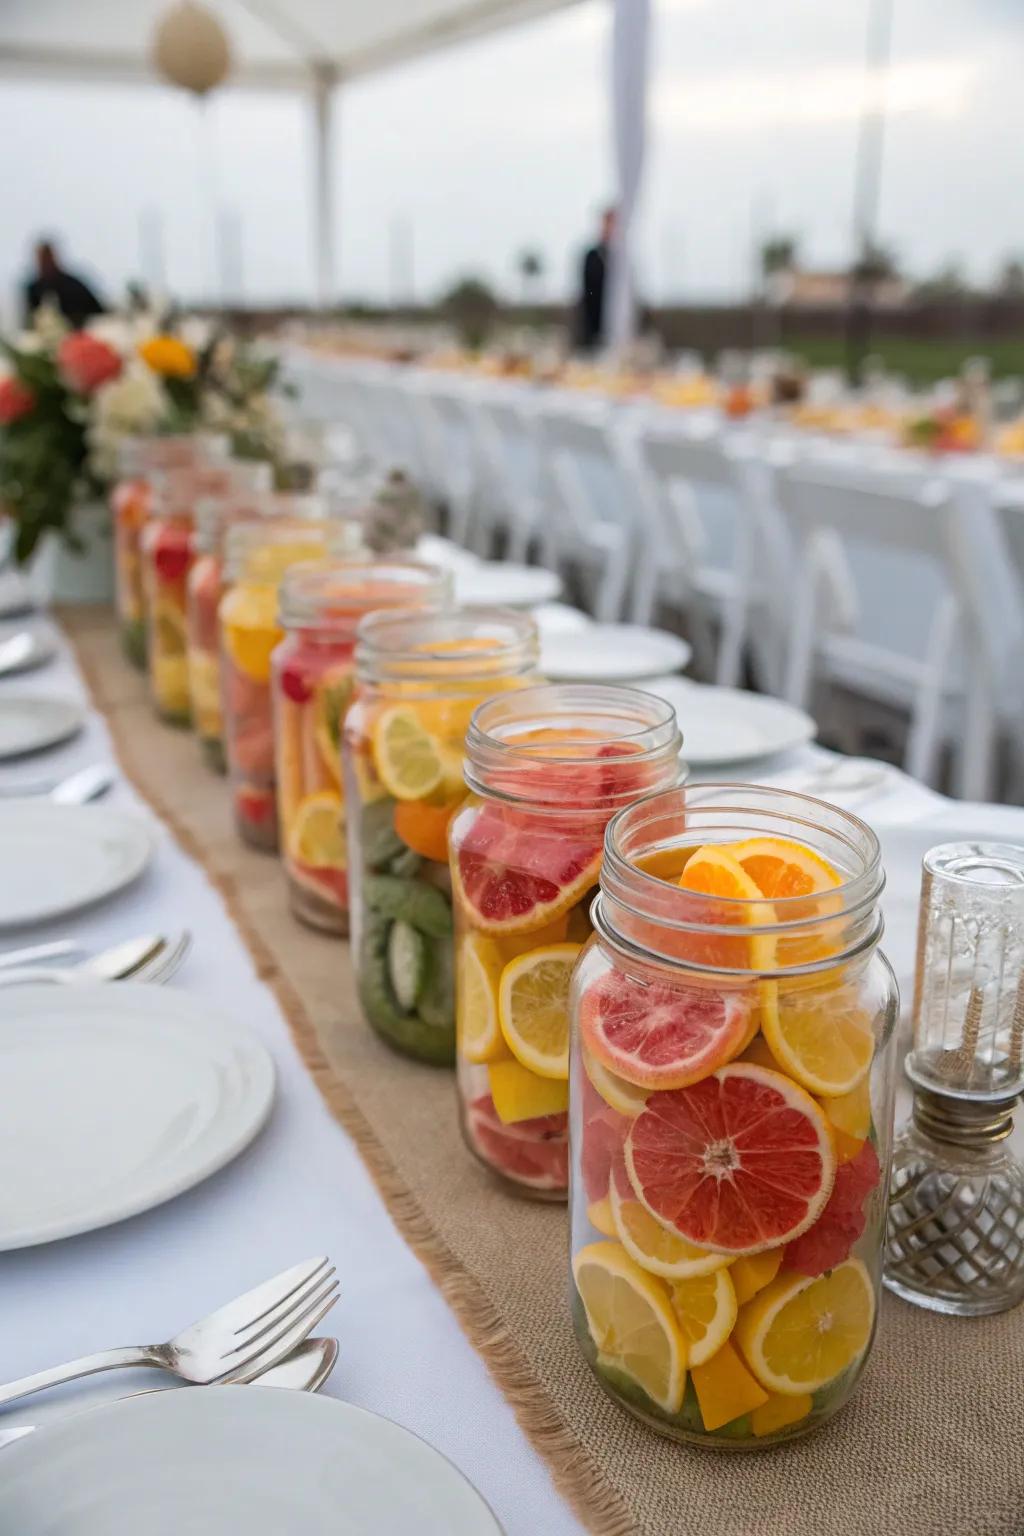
537,399,639,540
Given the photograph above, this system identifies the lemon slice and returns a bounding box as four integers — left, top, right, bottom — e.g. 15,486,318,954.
761,984,874,1097
288,791,346,869
372,706,445,802
668,1268,738,1367
734,1258,874,1396
498,943,581,1081
153,600,187,657
609,1171,732,1280
729,1249,782,1306
583,1046,649,1118
587,1194,617,1237
572,1240,686,1414
457,935,506,1064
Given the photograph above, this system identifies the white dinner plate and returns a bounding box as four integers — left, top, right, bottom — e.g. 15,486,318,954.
0,626,55,678
0,983,276,1250
0,695,83,759
645,678,817,764
454,562,563,608
0,803,152,927
2,1388,503,1534
540,624,691,682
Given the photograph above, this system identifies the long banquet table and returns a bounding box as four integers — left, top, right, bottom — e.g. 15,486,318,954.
5,610,1024,1535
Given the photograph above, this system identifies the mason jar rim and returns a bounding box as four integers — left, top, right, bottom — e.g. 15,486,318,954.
355,605,539,687
596,782,886,977
464,683,684,808
279,557,451,630
222,512,359,584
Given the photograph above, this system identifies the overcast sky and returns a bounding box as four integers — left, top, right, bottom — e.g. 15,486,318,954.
1,0,1022,320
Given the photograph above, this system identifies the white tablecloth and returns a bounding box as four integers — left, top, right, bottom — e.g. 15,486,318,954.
3,614,1024,1533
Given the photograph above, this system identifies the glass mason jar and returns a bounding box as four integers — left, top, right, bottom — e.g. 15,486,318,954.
219,513,362,850
273,559,452,935
141,463,270,725
450,685,683,1200
569,785,898,1448
343,608,540,1065
185,483,296,774
113,434,227,669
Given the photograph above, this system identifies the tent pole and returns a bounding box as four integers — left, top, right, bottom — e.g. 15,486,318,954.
608,0,651,356
312,64,337,310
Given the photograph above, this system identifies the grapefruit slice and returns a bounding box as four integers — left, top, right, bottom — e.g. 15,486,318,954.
465,1093,567,1190
578,968,753,1091
452,803,602,935
625,1063,836,1254
781,1139,880,1277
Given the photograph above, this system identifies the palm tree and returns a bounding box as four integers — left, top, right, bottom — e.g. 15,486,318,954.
759,236,798,279
517,249,545,304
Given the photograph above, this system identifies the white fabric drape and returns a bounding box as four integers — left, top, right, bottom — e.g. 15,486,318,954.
607,0,651,353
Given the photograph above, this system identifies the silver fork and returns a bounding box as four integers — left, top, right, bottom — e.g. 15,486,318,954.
0,931,191,989
0,1256,338,1410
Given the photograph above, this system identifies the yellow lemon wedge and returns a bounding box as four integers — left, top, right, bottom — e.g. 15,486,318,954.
498,943,581,1081
689,1340,769,1431
729,1250,783,1307
572,1241,686,1414
583,1046,649,1118
734,1259,874,1396
488,1059,568,1123
457,935,507,1064
668,1268,738,1367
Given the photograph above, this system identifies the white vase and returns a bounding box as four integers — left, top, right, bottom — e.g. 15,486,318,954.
0,501,113,612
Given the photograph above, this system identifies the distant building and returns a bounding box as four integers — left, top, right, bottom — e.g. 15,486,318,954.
766,267,910,311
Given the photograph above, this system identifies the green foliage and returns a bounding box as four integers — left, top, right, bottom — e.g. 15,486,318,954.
440,276,500,350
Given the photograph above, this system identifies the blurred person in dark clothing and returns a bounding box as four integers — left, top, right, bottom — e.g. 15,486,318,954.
24,239,105,328
575,207,616,353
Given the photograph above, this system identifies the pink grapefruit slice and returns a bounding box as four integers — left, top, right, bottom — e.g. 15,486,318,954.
578,968,753,1091
452,803,601,935
465,1094,568,1190
625,1062,836,1254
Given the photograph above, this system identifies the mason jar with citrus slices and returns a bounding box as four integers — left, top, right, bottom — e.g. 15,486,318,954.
449,684,683,1198
113,433,228,670
272,559,451,933
186,485,310,774
343,608,540,1065
219,513,363,850
569,784,898,1445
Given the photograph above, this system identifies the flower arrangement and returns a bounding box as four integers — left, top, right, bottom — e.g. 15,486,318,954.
0,305,290,564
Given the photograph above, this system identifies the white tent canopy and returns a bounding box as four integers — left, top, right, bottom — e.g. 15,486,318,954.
0,0,646,341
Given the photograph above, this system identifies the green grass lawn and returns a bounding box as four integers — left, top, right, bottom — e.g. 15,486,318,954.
786,334,1024,385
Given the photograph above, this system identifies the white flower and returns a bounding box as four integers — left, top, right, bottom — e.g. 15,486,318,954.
87,363,169,479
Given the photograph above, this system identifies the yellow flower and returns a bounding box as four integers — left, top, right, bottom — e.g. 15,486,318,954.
139,335,197,379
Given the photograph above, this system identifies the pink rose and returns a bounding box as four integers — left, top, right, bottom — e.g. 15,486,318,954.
0,376,36,424
57,332,122,394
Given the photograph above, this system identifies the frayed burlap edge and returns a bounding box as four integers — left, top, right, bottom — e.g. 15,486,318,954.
59,607,637,1536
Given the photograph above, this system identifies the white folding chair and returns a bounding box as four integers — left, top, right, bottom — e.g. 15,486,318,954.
535,399,640,622
403,375,480,545
623,417,785,686
467,386,546,562
775,458,1017,796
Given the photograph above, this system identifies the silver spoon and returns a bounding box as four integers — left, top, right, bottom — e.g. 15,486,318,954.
0,763,114,802
0,934,170,988
0,1337,340,1452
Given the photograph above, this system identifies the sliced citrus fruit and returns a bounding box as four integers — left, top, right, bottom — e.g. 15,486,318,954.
732,836,842,899
488,1059,569,1123
187,649,221,736
583,1045,649,1118
457,934,506,1064
677,845,777,971
288,791,345,869
394,799,457,863
750,1391,813,1438
465,1093,567,1189
579,969,753,1091
222,595,280,683
572,1241,686,1414
625,1063,836,1254
818,1075,872,1163
729,1249,783,1306
452,803,602,936
781,1139,880,1277
587,1194,617,1237
580,1073,632,1202
689,1339,768,1430
668,1268,738,1367
734,1258,874,1395
761,984,874,1097
610,1165,732,1280
372,706,446,801
491,913,569,962
498,943,581,1080
737,1030,782,1072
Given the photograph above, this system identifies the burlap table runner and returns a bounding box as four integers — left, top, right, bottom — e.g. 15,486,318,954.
61,605,1024,1536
